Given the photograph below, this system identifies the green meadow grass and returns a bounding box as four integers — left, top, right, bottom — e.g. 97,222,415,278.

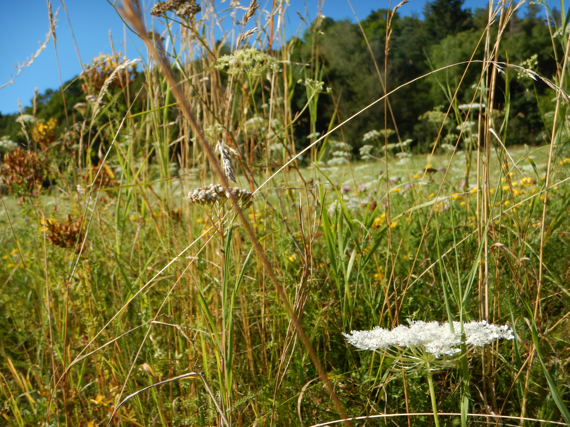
1,0,570,426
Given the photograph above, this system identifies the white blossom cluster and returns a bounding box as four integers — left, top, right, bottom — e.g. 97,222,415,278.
214,48,281,77
0,136,18,154
16,114,35,124
187,184,253,209
344,320,514,358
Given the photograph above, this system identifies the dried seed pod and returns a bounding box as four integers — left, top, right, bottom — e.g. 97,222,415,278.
216,141,237,183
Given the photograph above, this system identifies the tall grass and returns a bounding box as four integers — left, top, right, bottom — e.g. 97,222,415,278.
1,0,570,426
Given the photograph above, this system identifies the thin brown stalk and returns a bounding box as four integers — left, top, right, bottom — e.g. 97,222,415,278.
118,1,351,425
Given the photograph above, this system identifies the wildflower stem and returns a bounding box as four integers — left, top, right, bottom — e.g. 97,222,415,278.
426,365,440,427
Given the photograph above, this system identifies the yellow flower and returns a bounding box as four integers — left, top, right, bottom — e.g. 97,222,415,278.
502,185,510,191
428,193,435,198
460,201,465,206
288,254,296,262
7,263,15,268
373,214,386,228
1,255,8,260
490,188,495,194
413,173,420,179
520,177,533,185
504,200,511,206
89,394,110,406
512,189,521,197
196,218,203,223
452,193,462,200
10,249,19,255
390,187,401,193
470,187,478,193
374,269,384,282
389,220,399,228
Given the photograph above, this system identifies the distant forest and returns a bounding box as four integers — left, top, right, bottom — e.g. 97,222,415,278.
0,0,562,155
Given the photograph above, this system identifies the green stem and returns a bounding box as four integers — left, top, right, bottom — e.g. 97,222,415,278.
426,365,440,427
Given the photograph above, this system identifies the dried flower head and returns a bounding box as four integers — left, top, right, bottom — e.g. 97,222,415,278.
187,184,253,210
176,2,201,18
150,0,188,16
0,149,48,198
41,215,85,252
216,141,237,183
81,52,138,95
344,320,514,359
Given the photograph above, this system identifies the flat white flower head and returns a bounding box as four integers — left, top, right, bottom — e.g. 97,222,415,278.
344,320,514,359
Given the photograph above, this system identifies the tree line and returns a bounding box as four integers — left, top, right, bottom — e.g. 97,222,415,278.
0,0,560,157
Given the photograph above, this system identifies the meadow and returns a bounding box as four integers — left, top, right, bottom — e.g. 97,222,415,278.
1,0,570,426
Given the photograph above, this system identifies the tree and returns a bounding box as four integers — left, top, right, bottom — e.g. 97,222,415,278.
423,0,473,43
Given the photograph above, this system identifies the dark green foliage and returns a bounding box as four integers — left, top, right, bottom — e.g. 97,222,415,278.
0,3,559,155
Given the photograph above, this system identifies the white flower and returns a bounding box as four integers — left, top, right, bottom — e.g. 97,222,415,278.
344,320,514,359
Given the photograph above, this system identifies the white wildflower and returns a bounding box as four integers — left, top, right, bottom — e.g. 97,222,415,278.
15,114,35,125
344,320,514,359
0,136,18,153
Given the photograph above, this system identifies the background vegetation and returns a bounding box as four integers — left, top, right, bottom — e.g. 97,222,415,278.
1,0,569,426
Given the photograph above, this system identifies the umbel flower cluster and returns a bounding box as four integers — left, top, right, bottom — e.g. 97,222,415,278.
150,0,201,18
187,184,253,209
344,320,514,358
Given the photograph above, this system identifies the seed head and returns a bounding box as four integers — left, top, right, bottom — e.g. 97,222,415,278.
187,184,253,209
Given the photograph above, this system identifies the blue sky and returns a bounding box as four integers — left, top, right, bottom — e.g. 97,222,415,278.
0,0,498,115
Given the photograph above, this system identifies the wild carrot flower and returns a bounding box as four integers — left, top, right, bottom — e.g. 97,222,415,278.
345,320,514,427
344,320,514,359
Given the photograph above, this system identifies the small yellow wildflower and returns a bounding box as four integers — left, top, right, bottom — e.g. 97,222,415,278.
390,220,399,228
502,185,510,191
452,193,462,200
490,188,495,194
10,249,19,255
374,268,385,282
196,218,203,223
504,200,511,206
460,201,466,206
288,254,296,262
428,193,435,198
413,173,420,179
512,189,521,197
390,187,401,193
373,214,386,228
470,187,478,193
